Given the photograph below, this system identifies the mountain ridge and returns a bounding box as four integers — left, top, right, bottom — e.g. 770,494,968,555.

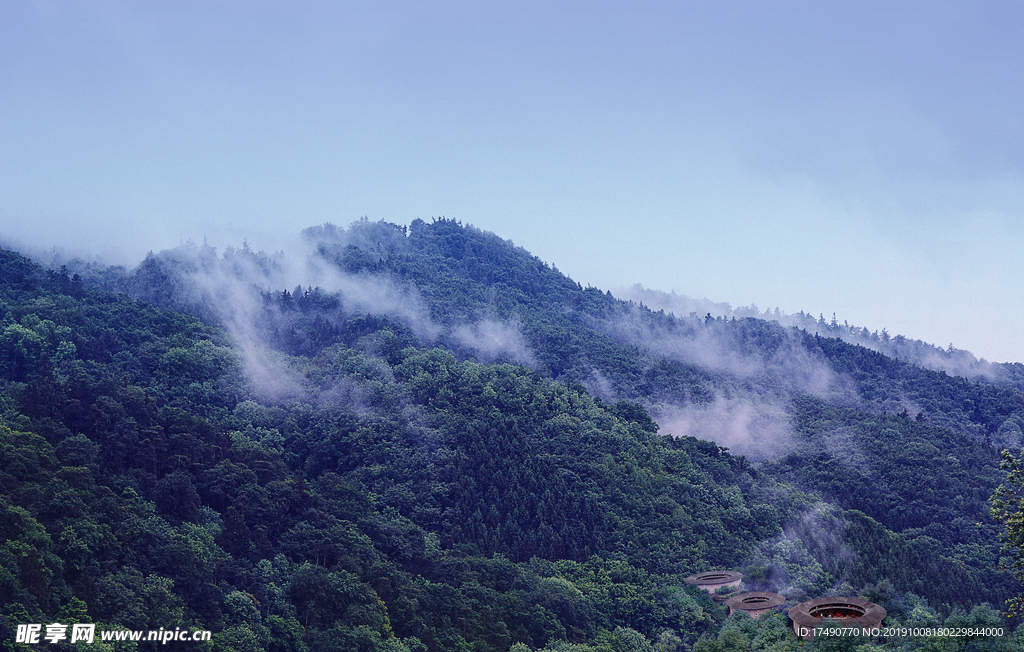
3,219,1023,651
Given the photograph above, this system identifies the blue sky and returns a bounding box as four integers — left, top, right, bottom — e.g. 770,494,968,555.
2,1,1023,361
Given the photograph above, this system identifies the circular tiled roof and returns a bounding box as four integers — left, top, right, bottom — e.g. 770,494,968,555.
683,570,743,587
726,591,785,612
789,596,887,631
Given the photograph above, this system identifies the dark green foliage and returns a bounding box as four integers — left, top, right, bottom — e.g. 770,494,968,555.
0,247,741,650
3,217,1024,652
991,449,1024,616
759,395,1016,611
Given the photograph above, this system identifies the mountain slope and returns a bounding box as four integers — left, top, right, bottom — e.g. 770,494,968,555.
0,247,784,651
6,219,1023,650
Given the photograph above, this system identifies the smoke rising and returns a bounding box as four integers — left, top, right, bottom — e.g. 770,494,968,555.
746,502,857,599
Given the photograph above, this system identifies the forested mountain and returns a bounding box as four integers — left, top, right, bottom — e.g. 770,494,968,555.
616,284,1024,392
3,219,1024,651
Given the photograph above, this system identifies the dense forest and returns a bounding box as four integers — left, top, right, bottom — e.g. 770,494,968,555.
4,218,1024,651
616,284,1024,393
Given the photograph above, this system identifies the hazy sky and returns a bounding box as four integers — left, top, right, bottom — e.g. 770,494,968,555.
2,1,1023,362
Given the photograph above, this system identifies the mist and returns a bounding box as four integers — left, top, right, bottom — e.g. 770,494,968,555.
593,297,860,462
44,222,550,399
601,298,850,398
15,219,1002,468
653,395,794,462
614,284,1019,388
451,318,538,367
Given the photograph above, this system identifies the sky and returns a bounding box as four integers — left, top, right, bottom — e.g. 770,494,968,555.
2,1,1023,362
